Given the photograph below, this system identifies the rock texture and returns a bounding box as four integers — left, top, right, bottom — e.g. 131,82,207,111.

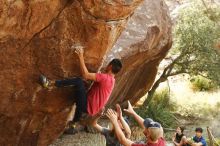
0,0,171,146
106,0,172,106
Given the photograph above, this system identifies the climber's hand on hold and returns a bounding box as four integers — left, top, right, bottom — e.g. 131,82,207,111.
75,47,84,58
72,43,96,81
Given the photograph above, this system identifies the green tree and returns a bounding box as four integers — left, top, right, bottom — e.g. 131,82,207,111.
144,0,220,105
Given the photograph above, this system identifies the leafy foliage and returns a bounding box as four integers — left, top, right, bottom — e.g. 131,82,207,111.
190,75,217,91
171,0,220,86
136,89,177,128
144,1,220,105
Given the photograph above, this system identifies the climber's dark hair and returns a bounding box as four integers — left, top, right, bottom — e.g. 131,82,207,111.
108,59,122,74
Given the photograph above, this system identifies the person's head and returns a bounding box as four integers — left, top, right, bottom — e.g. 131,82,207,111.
106,59,122,74
143,118,161,142
176,126,185,135
195,127,203,138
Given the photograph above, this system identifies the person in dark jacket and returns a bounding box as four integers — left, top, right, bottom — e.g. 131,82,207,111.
172,126,188,146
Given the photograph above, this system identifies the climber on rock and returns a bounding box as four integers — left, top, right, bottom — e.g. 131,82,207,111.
39,45,122,134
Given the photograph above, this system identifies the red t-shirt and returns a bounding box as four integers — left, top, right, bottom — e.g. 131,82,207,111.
132,138,166,146
87,73,115,115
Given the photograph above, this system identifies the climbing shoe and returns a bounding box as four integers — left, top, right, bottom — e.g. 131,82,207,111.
64,122,85,135
39,74,50,88
63,127,78,135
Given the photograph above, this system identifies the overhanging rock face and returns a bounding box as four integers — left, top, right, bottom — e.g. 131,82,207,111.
106,0,172,106
0,0,171,145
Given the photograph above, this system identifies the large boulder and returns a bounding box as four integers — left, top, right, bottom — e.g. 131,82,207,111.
0,0,171,145
107,0,172,106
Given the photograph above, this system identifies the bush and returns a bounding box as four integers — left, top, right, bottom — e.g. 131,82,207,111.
135,89,177,128
190,76,217,91
176,101,220,119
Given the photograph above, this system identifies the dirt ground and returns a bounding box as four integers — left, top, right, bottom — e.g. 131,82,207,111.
50,132,106,146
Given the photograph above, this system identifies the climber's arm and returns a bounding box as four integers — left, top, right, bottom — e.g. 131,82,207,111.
75,48,96,81
106,109,133,146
